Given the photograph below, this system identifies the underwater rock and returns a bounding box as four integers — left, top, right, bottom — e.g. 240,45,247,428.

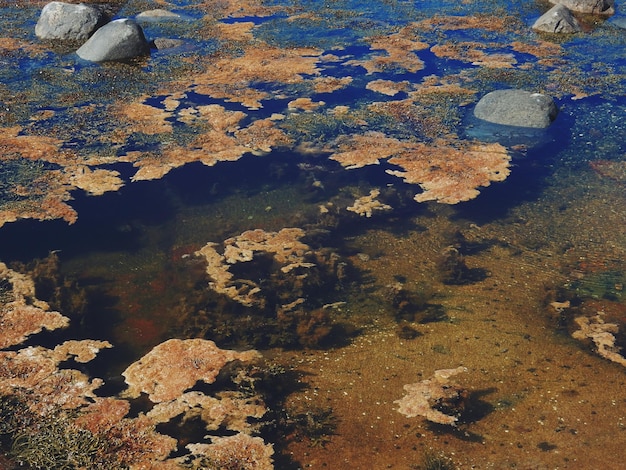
473,89,558,128
136,9,183,22
532,4,583,33
153,37,186,50
35,1,106,41
76,18,150,62
549,0,615,15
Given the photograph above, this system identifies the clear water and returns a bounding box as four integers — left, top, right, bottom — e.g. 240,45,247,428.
1,0,625,468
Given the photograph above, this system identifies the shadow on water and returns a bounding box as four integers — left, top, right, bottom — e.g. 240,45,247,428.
0,152,308,263
0,178,177,262
453,133,571,225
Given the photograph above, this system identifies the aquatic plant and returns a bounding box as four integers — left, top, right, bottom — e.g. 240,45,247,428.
414,451,457,470
286,405,338,448
10,415,106,470
438,246,489,285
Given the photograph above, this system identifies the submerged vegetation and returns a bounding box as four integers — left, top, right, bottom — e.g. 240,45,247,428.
0,0,625,468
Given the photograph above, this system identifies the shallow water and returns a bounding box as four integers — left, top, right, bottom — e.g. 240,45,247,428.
0,0,625,468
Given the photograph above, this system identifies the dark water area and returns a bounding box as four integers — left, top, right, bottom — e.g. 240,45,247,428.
1,0,625,468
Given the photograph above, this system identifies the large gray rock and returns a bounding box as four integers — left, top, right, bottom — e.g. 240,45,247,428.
532,4,582,33
35,1,106,41
549,0,614,15
474,90,558,129
76,18,150,62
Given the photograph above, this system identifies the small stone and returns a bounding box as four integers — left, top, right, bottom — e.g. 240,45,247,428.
76,18,150,62
153,37,186,50
136,9,182,21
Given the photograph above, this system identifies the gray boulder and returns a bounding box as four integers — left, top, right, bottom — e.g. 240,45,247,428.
532,4,582,33
549,0,614,15
474,90,558,129
76,18,150,62
35,1,106,41
136,9,182,22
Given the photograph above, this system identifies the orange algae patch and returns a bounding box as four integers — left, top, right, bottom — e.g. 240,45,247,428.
75,397,180,465
387,140,510,204
185,435,274,470
147,390,267,432
66,165,124,196
116,98,174,135
0,262,69,349
189,45,323,109
1,171,78,227
216,21,256,41
348,28,428,74
196,227,314,307
76,399,179,467
312,76,353,93
0,125,62,160
0,339,112,412
74,397,131,434
196,0,283,19
511,40,563,59
122,105,291,181
0,126,124,225
366,79,411,96
330,132,415,169
0,165,122,227
395,366,468,425
330,133,510,204
288,97,325,111
431,42,516,68
415,14,513,32
122,338,261,403
347,188,392,217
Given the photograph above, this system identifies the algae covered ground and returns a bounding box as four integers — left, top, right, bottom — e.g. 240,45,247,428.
0,0,625,468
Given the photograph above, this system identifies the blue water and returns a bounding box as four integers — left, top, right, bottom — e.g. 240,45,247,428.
1,1,625,468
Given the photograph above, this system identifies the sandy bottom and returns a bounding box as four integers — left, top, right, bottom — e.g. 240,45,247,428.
274,167,626,469
51,162,626,469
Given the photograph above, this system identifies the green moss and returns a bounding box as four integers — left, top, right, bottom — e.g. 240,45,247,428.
413,452,457,470
0,397,118,470
11,420,104,470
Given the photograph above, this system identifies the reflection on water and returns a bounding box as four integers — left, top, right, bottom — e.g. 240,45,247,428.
0,0,625,468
